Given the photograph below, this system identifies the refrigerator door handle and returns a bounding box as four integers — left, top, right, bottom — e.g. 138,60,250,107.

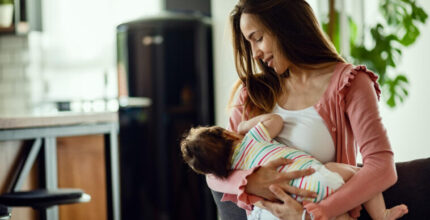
142,35,164,46
119,97,152,108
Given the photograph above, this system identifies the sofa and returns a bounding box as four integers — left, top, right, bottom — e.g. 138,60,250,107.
359,157,430,219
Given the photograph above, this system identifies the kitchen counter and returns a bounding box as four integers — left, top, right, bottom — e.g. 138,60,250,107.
0,111,118,129
0,111,120,220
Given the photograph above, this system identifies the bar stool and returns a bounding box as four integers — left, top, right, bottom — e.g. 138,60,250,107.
0,138,91,220
0,189,90,220
0,205,9,220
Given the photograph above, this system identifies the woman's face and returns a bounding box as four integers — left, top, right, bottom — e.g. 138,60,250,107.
240,13,290,74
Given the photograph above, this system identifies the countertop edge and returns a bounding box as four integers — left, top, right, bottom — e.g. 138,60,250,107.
0,112,119,130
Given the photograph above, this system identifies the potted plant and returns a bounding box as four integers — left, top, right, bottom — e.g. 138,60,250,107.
323,0,428,108
0,0,14,28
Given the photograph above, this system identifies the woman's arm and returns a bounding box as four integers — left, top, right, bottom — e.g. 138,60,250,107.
304,70,397,219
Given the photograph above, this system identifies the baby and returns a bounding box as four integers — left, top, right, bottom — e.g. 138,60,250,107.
180,113,408,220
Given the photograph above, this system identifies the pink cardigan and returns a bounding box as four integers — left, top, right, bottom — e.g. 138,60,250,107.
206,63,397,219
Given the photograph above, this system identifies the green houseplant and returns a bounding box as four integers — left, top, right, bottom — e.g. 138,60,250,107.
324,0,428,108
0,0,14,28
0,0,13,4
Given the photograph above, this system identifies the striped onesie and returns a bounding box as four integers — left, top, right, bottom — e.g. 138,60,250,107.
231,122,344,203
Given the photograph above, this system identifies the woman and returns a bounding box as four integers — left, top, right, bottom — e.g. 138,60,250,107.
206,0,397,219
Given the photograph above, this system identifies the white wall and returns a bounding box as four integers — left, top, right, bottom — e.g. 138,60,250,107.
378,0,430,162
211,0,237,127
212,0,430,162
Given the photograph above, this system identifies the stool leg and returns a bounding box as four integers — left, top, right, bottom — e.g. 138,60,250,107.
42,137,59,220
105,128,121,220
8,139,42,192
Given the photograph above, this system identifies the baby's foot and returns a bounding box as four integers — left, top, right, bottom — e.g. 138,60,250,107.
383,204,408,220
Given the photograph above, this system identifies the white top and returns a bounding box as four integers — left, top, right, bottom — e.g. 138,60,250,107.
272,104,335,163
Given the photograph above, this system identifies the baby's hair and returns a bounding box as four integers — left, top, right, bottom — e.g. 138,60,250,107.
180,126,236,178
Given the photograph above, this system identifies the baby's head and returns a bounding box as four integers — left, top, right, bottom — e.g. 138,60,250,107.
180,126,239,178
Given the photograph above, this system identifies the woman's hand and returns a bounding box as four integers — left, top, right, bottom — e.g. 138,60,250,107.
259,184,306,220
257,184,356,220
245,158,317,201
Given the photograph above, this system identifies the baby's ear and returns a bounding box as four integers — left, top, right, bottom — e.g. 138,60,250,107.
222,131,238,141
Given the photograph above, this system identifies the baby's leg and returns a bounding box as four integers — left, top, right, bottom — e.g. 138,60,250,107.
324,162,359,182
363,193,408,220
324,163,408,220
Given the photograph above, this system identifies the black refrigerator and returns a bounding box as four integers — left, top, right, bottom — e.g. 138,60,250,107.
116,13,216,220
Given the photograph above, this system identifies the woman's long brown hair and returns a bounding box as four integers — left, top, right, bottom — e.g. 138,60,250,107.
229,0,345,118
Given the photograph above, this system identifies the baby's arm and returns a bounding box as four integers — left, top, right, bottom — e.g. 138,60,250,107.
237,113,283,139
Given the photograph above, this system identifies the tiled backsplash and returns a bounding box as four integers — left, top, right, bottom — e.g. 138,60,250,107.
0,35,43,115
0,34,118,115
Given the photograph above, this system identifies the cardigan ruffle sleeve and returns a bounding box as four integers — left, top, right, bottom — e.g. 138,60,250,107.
206,167,261,211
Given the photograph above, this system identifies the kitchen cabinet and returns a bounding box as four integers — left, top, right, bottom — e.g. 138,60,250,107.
0,0,42,34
